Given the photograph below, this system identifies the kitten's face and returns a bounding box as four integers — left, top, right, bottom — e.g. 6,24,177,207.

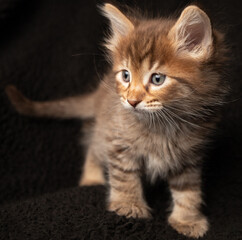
116,64,168,112
112,21,200,114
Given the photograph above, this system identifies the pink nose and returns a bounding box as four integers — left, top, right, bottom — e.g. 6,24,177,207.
127,100,141,108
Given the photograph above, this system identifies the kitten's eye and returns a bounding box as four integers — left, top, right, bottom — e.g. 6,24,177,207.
151,73,166,86
122,70,130,82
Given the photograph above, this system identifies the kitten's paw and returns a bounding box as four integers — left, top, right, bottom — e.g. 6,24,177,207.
168,215,209,238
108,201,151,219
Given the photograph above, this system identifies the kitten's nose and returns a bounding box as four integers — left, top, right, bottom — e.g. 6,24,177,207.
127,99,141,108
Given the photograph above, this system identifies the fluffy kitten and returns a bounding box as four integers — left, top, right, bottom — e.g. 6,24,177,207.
5,3,228,238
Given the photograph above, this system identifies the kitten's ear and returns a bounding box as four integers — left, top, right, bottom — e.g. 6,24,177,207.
168,6,213,60
100,3,134,51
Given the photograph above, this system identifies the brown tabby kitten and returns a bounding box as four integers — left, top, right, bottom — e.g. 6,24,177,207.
5,3,228,238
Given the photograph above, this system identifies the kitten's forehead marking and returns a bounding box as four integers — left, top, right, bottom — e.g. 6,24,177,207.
126,32,157,68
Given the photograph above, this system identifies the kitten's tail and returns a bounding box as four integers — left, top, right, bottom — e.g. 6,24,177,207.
5,85,96,119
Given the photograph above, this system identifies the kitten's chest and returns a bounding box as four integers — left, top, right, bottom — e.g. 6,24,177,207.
120,126,180,178
119,124,168,151
110,113,185,177
138,132,177,175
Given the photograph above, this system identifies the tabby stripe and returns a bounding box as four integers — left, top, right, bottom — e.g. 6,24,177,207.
108,152,122,162
108,147,130,161
108,149,129,162
109,162,139,174
169,182,200,191
175,200,196,211
138,48,151,64
171,76,195,91
170,163,199,177
115,146,130,154
110,173,129,182
111,183,138,194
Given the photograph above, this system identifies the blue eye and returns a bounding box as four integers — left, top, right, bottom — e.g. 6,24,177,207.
151,73,166,86
122,70,130,82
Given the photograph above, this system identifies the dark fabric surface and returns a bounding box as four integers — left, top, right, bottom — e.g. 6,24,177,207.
0,0,241,239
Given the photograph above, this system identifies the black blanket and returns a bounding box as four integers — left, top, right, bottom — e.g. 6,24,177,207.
0,0,241,239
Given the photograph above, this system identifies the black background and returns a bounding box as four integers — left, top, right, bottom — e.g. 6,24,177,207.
0,0,241,239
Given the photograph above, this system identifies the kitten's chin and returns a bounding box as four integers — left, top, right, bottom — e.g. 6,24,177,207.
122,105,145,117
135,107,163,114
127,107,161,118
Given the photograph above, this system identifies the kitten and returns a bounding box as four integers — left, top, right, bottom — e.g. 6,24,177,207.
5,3,228,238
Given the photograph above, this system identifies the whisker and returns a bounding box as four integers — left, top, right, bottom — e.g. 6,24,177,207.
165,105,208,120
162,108,180,131
164,108,205,129
156,109,173,135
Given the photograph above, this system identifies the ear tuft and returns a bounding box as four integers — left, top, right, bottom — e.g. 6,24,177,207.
100,3,134,51
169,6,213,60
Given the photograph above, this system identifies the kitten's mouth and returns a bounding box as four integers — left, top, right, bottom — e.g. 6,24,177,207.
124,106,145,115
129,107,143,113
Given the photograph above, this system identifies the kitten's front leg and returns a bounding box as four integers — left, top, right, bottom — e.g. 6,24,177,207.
108,154,151,219
168,167,209,238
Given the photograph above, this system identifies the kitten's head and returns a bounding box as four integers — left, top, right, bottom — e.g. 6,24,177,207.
101,4,227,121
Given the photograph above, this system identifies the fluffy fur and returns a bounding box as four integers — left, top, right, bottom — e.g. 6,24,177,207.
5,3,228,238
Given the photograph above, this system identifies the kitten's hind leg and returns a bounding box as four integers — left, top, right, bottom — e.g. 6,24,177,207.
168,167,209,238
79,149,105,186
